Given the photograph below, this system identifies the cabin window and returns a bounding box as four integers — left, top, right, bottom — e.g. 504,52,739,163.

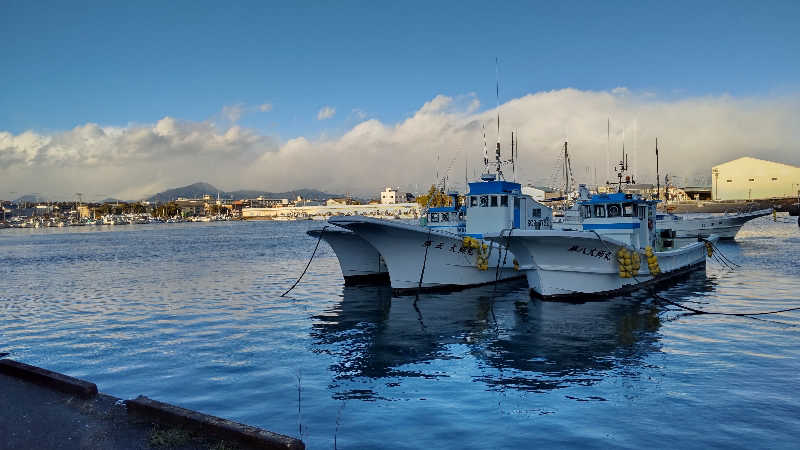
607,204,621,218
771,177,778,181
593,205,606,218
748,178,755,182
440,212,449,222
638,206,646,220
470,196,478,207
430,213,439,223
531,208,541,218
480,195,488,207
500,195,508,207
514,197,521,209
726,179,733,182
623,203,634,217
491,196,498,207
581,205,591,218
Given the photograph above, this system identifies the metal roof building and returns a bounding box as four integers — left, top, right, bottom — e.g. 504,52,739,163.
712,157,800,201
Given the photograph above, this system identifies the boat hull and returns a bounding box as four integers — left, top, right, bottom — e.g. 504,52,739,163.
307,228,389,285
490,230,712,299
328,216,523,294
658,208,772,240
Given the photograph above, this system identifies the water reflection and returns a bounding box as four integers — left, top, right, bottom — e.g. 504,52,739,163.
312,271,717,398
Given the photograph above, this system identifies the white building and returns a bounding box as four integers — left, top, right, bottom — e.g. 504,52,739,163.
712,157,800,201
521,185,546,201
380,187,400,204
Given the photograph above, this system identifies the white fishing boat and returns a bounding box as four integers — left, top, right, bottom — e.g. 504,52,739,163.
307,228,389,285
487,191,717,300
656,207,773,240
329,175,553,294
308,191,465,286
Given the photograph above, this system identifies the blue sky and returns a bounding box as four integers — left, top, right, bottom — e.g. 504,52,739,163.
2,0,799,139
2,1,799,199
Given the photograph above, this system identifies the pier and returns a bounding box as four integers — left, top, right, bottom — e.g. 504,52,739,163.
241,203,421,220
0,359,304,450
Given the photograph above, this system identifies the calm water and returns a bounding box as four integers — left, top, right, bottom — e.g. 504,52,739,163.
2,218,799,449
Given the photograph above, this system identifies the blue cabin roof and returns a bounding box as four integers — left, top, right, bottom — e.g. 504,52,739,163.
467,180,521,195
428,205,464,213
580,192,658,205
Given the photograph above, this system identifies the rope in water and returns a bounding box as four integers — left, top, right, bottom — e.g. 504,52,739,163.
281,225,328,297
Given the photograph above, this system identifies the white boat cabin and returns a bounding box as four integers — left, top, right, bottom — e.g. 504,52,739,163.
465,175,553,238
577,192,662,250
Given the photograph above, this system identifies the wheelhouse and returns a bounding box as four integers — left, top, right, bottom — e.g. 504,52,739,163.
465,177,553,237
578,192,659,249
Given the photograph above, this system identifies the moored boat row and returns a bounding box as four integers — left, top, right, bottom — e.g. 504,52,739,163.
309,145,767,300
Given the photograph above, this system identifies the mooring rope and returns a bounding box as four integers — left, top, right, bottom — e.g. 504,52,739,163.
281,225,328,297
416,226,434,299
589,231,800,321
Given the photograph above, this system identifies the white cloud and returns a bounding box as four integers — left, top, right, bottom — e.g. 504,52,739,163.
2,88,799,200
0,117,276,200
317,106,336,120
221,103,245,122
351,108,367,120
259,103,272,112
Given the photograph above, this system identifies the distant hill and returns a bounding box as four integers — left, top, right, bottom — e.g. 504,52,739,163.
146,182,340,203
13,194,47,203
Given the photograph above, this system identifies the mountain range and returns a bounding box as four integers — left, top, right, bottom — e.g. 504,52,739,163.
145,182,341,203
9,182,342,204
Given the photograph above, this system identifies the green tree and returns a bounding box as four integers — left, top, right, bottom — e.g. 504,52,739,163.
416,185,451,208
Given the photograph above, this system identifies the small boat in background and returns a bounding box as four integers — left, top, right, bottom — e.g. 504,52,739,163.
657,207,773,240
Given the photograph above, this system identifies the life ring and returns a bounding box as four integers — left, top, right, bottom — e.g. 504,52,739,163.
648,219,654,230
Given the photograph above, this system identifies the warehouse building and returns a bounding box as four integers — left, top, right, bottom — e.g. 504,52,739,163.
712,157,800,201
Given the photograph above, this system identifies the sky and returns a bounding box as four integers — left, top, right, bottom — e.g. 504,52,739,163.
1,1,799,200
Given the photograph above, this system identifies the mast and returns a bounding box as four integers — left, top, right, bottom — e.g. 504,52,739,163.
511,131,516,182
482,123,488,170
515,131,519,182
656,137,660,201
494,57,503,180
606,117,610,184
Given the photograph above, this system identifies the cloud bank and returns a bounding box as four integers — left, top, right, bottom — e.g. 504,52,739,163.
1,89,798,200
317,106,336,120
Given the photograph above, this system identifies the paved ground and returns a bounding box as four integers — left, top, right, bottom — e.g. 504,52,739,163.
0,373,244,450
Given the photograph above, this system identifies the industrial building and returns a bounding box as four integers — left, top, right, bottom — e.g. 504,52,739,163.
712,157,800,201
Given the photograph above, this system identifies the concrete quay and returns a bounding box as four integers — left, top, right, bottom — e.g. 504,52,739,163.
0,359,304,450
242,203,420,220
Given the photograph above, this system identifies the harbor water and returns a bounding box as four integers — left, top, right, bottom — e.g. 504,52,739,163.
1,218,799,449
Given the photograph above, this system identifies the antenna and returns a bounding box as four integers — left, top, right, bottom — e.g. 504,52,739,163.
496,57,500,149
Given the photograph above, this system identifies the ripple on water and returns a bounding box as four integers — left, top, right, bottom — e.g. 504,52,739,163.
1,219,799,448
